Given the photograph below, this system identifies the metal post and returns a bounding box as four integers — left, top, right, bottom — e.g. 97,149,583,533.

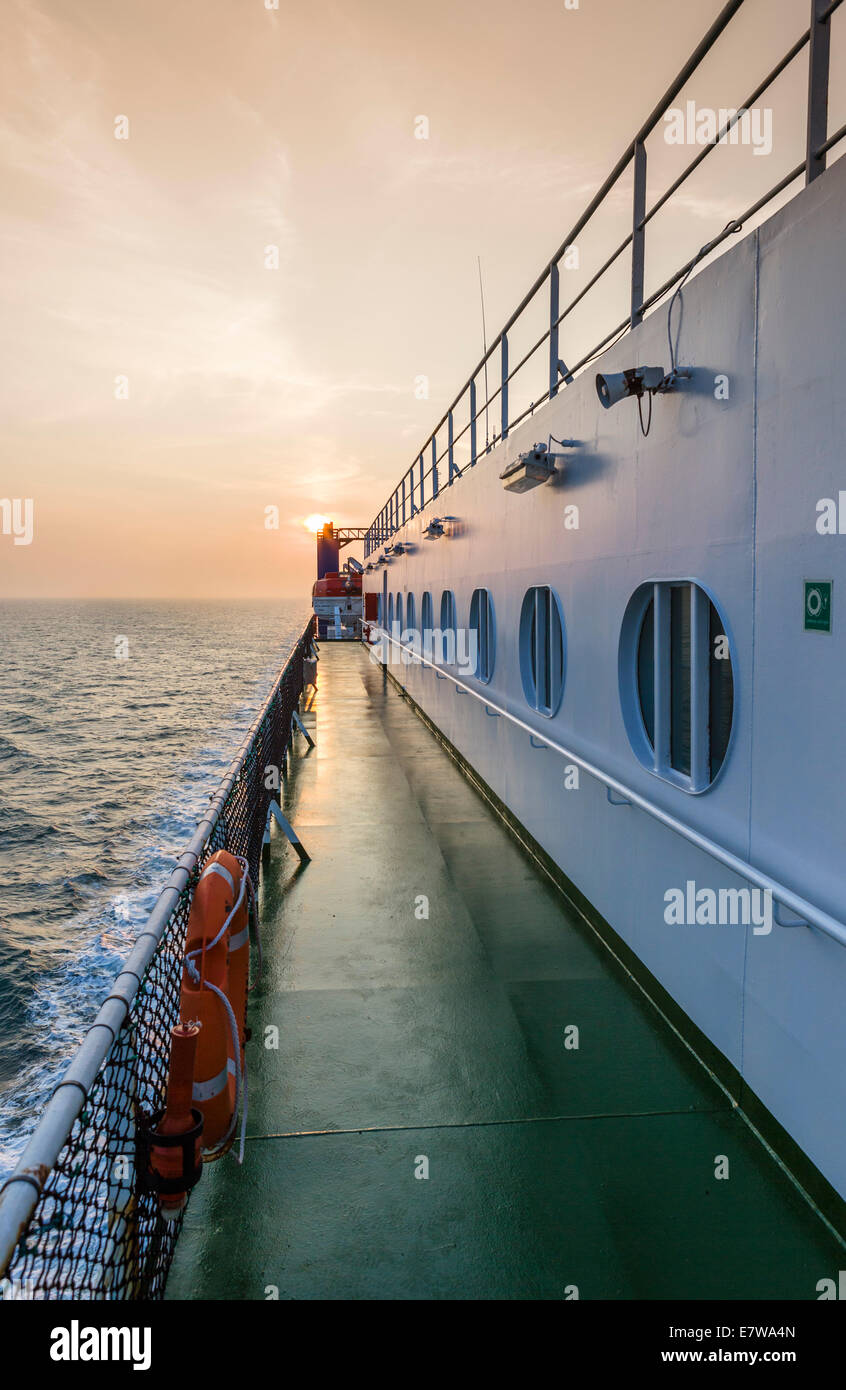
410,461,418,516
549,264,560,399
267,801,310,864
402,474,406,525
653,583,670,774
501,333,509,440
469,380,477,466
419,453,425,512
431,436,439,498
292,710,315,748
806,0,831,183
690,583,710,791
631,140,647,327
448,411,458,482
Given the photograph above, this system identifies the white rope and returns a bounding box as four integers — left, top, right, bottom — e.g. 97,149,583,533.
241,855,262,990
184,857,256,1164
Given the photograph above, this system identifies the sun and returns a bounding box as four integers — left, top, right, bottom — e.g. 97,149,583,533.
303,514,332,534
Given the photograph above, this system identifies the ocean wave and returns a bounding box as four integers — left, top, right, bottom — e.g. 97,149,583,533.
0,600,309,1176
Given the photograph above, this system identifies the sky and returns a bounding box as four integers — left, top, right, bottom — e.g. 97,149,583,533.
1,0,842,597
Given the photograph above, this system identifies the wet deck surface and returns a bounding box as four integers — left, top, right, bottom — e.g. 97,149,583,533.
168,644,843,1299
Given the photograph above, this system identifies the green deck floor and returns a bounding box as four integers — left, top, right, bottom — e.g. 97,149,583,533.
168,644,844,1300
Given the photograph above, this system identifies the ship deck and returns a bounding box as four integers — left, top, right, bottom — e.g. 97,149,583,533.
168,643,843,1299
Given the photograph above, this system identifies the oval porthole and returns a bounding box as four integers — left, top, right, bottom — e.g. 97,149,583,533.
421,591,433,638
439,590,457,664
469,588,496,683
620,580,735,792
519,586,566,716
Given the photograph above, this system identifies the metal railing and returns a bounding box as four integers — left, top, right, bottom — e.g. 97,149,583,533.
364,0,845,557
376,629,846,950
0,619,314,1299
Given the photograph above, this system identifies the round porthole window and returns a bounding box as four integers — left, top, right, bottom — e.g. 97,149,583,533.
519,586,566,716
469,588,495,683
421,591,433,637
439,591,457,664
619,581,735,792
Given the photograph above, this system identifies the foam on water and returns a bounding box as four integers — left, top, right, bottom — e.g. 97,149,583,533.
0,599,310,1178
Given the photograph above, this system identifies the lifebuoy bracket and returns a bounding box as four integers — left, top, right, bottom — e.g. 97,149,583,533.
136,1108,204,1197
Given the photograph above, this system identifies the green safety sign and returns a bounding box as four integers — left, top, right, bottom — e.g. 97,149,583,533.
804,580,832,633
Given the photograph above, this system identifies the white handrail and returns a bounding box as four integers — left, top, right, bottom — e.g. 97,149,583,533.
0,622,314,1281
374,629,846,951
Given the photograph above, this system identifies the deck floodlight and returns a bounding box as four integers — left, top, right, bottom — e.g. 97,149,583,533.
500,444,557,494
500,442,575,494
423,518,445,539
596,366,665,409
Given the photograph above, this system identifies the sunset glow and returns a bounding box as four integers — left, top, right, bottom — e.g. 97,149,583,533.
303,515,332,534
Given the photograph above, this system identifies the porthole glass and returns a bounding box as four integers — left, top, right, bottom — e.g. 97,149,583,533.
388,593,394,628
439,590,457,664
469,588,495,683
406,592,416,634
519,586,565,716
622,581,735,791
421,591,433,639
396,593,403,631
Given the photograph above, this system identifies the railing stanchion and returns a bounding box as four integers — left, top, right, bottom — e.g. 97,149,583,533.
469,380,477,465
501,333,509,441
431,436,439,498
448,411,458,482
549,264,560,399
807,0,832,183
631,140,647,327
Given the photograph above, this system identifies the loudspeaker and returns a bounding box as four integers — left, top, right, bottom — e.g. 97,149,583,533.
595,366,665,409
595,371,635,408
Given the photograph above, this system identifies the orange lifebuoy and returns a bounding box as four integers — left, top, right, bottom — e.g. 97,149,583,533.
179,850,248,1157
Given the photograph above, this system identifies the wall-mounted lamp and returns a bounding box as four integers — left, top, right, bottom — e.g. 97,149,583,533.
500,441,574,494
